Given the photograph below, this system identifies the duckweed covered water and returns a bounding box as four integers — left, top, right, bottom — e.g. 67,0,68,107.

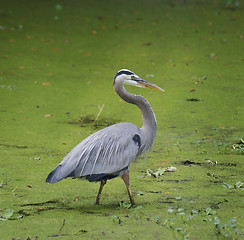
0,0,243,239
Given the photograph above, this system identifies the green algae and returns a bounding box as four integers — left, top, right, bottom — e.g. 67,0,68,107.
0,0,244,239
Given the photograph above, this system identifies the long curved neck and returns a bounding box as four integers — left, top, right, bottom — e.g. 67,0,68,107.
114,83,157,139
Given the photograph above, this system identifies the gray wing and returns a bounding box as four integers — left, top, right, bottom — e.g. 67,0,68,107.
46,123,141,183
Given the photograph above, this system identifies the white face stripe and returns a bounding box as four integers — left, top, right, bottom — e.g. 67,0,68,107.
124,79,145,88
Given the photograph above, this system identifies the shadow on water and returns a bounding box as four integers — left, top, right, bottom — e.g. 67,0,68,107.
18,199,119,217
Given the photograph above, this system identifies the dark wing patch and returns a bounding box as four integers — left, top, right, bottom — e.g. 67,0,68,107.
86,173,117,182
132,134,141,149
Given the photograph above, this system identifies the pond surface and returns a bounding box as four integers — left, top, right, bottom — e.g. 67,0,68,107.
0,0,243,239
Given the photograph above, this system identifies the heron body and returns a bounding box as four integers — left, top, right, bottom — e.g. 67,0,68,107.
46,69,164,205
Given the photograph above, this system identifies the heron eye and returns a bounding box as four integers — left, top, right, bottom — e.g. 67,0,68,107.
131,75,135,80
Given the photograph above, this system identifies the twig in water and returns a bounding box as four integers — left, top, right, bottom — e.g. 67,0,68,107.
58,219,66,235
93,104,105,127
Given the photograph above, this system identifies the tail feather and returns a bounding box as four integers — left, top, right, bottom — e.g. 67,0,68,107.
46,165,63,183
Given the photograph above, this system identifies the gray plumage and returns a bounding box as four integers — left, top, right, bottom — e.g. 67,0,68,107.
46,69,164,205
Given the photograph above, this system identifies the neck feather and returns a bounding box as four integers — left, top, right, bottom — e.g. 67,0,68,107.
114,83,157,139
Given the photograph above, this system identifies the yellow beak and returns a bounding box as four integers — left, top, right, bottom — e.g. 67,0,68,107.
137,79,165,92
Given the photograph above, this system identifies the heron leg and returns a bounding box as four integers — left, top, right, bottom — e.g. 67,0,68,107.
121,171,135,206
95,180,107,205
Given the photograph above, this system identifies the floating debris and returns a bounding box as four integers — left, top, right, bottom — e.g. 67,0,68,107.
206,160,218,165
29,157,42,161
93,104,105,127
186,98,202,102
145,74,155,78
69,114,118,128
55,4,63,11
0,209,22,221
181,160,201,166
146,166,177,178
192,75,207,85
223,181,243,189
0,85,16,90
209,53,216,58
142,42,152,46
232,138,244,151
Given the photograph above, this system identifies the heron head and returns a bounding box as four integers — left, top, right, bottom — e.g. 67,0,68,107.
114,69,165,92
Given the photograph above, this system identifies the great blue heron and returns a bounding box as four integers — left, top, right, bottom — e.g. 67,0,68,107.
46,69,164,206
